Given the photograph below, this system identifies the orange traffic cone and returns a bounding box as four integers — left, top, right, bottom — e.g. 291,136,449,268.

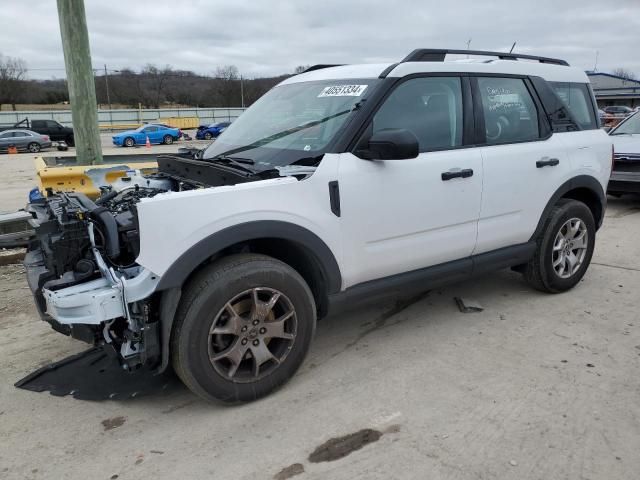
145,136,151,148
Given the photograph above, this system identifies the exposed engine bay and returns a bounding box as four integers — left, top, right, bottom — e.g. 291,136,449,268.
24,153,294,370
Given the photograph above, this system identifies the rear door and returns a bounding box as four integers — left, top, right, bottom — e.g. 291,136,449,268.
473,76,572,254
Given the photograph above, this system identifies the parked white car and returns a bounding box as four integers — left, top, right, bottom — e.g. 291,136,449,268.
25,49,612,402
608,111,640,194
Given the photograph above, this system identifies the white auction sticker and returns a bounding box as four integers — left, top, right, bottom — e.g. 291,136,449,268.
318,85,368,97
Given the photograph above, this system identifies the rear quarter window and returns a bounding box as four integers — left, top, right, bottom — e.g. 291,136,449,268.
550,82,598,130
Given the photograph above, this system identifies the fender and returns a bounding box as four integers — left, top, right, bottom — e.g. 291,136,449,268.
155,220,342,294
530,175,606,241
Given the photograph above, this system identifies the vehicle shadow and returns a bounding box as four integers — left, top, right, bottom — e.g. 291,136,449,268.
25,268,539,410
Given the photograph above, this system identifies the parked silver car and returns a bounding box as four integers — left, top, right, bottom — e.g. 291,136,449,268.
0,129,52,153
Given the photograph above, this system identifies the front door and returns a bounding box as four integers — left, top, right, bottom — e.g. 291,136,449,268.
338,76,483,288
143,126,161,143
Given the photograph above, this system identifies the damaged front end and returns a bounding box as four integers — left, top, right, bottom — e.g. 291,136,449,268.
25,190,164,370
23,150,319,372
24,154,231,371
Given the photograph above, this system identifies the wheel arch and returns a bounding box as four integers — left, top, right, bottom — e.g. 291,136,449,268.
530,175,606,241
156,220,342,313
154,221,341,373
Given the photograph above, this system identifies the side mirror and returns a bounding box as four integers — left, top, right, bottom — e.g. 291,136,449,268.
358,128,419,160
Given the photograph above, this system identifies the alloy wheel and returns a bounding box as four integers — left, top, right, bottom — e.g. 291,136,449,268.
208,287,297,382
552,217,588,279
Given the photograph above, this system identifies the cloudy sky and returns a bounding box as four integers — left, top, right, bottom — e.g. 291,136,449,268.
1,0,639,79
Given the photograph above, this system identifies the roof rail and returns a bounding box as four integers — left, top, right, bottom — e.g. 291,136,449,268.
301,64,345,73
401,49,569,66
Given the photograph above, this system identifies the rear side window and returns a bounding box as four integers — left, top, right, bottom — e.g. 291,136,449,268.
550,82,598,130
477,77,540,145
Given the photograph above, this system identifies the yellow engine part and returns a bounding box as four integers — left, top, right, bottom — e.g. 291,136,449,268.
35,157,158,200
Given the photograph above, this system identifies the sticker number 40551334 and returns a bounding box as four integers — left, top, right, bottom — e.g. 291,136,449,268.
318,85,368,97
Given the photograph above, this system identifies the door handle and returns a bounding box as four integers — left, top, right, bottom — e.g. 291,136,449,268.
441,168,473,181
536,158,560,168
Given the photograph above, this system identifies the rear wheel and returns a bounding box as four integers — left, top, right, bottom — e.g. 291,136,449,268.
123,137,135,147
163,135,173,145
524,199,595,293
27,142,40,153
171,254,316,403
204,132,213,140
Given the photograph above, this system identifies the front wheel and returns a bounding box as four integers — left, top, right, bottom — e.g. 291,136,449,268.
163,135,173,145
203,132,212,140
524,199,595,293
123,137,135,147
171,254,316,403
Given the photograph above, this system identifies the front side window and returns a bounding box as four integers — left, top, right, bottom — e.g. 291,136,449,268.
478,77,539,145
368,77,463,152
551,82,597,130
144,126,158,133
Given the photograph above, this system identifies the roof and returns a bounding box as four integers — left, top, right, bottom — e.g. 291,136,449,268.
281,58,588,86
0,129,38,135
586,71,640,87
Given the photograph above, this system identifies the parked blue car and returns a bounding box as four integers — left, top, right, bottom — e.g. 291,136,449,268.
195,121,231,140
113,124,181,147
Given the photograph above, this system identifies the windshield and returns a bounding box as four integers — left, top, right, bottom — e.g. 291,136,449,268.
203,79,378,169
611,112,640,135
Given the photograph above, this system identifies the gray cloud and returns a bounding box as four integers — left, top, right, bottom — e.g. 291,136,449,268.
1,0,638,79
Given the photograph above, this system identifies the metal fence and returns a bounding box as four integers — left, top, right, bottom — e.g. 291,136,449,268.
0,107,247,128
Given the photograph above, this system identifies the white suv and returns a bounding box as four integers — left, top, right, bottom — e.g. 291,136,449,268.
25,49,612,402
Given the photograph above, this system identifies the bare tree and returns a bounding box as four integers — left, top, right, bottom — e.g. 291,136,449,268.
0,54,27,111
215,65,239,81
612,68,637,81
142,64,173,108
206,65,241,107
294,65,311,74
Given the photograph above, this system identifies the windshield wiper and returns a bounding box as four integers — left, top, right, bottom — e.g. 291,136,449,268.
212,108,352,159
204,155,256,173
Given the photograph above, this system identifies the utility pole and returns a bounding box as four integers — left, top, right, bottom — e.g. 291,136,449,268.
104,64,113,126
240,74,245,108
56,0,102,164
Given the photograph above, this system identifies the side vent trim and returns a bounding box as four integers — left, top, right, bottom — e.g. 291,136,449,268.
328,181,341,217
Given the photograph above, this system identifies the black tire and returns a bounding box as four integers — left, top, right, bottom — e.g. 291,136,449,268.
163,134,173,145
124,137,135,147
171,253,316,403
204,132,212,140
524,199,595,293
66,135,75,147
27,142,41,153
